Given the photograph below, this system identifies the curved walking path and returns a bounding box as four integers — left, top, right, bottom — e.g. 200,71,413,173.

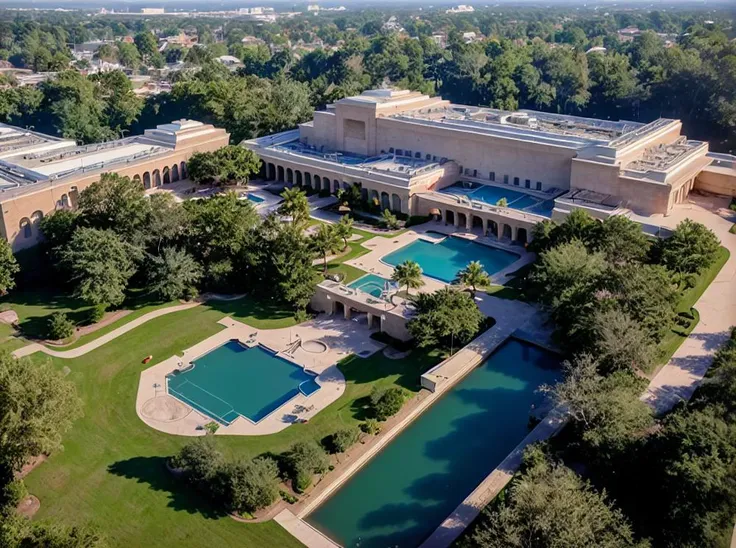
12,301,202,359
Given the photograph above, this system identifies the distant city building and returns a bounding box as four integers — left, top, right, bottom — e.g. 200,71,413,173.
586,46,607,54
0,120,229,251
141,7,165,14
446,5,475,14
382,16,404,33
431,33,447,48
241,36,266,46
462,31,480,44
307,4,320,12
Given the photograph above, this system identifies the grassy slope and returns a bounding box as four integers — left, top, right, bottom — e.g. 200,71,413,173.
22,297,440,548
655,246,731,367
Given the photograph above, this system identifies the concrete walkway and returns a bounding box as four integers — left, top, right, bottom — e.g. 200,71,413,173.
642,194,736,414
12,301,203,359
275,509,340,548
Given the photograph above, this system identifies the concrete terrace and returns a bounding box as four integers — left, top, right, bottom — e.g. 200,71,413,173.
136,315,384,436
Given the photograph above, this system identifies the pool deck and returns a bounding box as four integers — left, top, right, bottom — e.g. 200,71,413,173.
136,315,384,436
345,222,533,291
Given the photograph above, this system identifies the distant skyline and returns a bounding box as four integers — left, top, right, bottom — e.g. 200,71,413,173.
0,0,727,7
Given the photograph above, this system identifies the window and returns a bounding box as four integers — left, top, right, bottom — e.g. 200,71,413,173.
536,181,542,190
426,154,431,160
473,169,477,177
490,172,495,181
405,150,412,157
415,152,421,159
503,174,509,184
19,218,31,238
389,147,395,153
525,179,531,188
396,149,403,156
464,168,471,175
513,177,519,186
433,155,438,162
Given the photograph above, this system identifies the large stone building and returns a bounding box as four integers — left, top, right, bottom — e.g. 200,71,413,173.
244,88,736,243
0,120,229,251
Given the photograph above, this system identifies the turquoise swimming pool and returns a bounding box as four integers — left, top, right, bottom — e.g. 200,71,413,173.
246,193,265,204
382,234,519,283
306,339,561,547
440,181,555,217
348,273,395,300
166,341,320,424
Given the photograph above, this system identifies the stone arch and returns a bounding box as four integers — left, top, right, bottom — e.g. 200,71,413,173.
267,163,275,180
370,189,379,206
487,219,498,238
286,168,293,184
457,212,467,228
381,192,390,211
153,169,161,187
133,174,142,186
472,214,484,230
391,193,401,213
516,227,528,244
19,217,31,239
277,165,285,182
445,210,455,226
502,224,513,240
171,164,180,182
304,173,312,188
314,175,321,191
361,187,369,202
295,171,302,186
70,186,80,208
30,210,43,236
143,172,151,189
180,162,187,179
342,182,350,191
59,194,70,209
163,166,170,185
333,180,340,194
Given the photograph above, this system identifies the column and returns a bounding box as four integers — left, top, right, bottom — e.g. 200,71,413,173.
466,214,473,231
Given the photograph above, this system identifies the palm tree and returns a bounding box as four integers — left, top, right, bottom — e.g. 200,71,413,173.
392,260,424,297
311,223,340,272
334,215,354,251
279,187,310,226
456,261,491,298
381,209,400,230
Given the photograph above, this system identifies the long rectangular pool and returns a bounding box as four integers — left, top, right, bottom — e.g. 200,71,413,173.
166,341,320,425
382,234,519,283
306,339,561,547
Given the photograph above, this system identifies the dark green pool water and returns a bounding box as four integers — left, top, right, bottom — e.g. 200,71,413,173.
306,339,560,548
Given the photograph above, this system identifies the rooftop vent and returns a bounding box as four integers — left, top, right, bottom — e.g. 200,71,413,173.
502,112,539,129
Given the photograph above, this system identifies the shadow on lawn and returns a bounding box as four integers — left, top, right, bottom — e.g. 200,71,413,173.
207,297,294,323
107,456,227,519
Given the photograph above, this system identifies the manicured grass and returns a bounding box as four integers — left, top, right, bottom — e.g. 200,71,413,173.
655,246,730,367
22,298,440,548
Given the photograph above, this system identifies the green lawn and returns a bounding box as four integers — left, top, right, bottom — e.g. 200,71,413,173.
655,246,731,368
22,297,440,548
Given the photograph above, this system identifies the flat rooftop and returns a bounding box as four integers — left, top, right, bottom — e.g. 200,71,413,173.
269,139,443,177
390,104,653,148
0,120,212,195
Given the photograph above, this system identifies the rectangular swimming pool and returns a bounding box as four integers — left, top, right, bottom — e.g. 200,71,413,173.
440,181,555,217
306,339,561,548
246,193,265,204
166,341,320,425
348,273,395,300
382,234,519,283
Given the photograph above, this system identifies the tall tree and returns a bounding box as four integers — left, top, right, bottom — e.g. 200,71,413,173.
456,260,491,298
391,260,424,296
278,187,310,227
310,223,339,272
0,352,82,507
408,287,484,350
78,173,150,242
60,228,139,307
147,247,202,301
0,239,18,295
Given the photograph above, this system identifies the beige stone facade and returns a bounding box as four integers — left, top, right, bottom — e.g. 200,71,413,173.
0,120,229,251
244,89,736,235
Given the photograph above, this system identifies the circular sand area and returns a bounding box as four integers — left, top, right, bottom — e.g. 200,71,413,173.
141,395,190,422
302,340,328,354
